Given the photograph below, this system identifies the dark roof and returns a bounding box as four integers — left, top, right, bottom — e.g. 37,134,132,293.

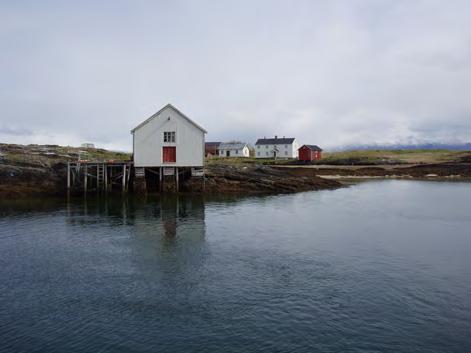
300,144,323,151
205,142,221,147
219,142,248,150
255,137,295,145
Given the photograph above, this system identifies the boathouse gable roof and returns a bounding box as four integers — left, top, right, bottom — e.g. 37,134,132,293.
131,104,207,134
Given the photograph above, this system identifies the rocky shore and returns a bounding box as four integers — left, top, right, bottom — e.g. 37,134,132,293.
184,164,340,194
273,163,471,180
0,144,341,197
2,143,470,198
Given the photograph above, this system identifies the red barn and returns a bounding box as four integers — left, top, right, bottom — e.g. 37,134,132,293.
298,145,323,161
205,142,221,157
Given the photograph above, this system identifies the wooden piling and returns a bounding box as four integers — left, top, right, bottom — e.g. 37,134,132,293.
159,167,163,191
84,164,88,193
176,167,179,192
104,165,108,192
122,164,126,192
67,162,70,189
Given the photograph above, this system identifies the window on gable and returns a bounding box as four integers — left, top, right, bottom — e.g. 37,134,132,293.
163,131,175,143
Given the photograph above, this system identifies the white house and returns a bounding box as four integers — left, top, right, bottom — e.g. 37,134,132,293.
254,136,299,158
218,142,250,157
131,104,206,167
81,143,95,149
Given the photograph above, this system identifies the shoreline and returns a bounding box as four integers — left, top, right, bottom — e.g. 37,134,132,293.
1,143,470,198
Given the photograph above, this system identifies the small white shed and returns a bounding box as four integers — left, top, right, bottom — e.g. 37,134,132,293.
131,104,206,168
218,142,250,157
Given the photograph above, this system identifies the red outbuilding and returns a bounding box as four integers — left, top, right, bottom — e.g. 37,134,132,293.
205,142,221,157
298,145,323,161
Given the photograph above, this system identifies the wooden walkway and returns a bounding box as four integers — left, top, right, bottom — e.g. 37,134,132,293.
67,162,205,194
67,161,132,193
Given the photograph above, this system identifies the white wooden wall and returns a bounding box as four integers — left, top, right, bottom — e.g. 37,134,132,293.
255,140,298,158
133,106,205,167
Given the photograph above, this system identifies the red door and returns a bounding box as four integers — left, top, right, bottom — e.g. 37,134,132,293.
162,146,176,162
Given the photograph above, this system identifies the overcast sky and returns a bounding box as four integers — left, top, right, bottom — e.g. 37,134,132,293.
1,0,470,151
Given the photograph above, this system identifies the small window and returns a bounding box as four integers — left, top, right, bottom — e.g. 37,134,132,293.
257,152,260,156
257,145,260,149
285,151,288,156
285,145,287,148
236,150,239,154
265,145,268,149
266,151,268,156
163,131,175,143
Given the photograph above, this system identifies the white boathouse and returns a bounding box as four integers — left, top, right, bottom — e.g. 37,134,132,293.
131,104,206,167
131,104,207,191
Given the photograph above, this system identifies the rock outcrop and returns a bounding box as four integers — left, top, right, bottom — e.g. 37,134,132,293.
184,164,340,194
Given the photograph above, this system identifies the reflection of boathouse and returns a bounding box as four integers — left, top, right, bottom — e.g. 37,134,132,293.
65,195,207,275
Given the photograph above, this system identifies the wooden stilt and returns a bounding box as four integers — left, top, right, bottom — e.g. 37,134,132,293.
84,164,88,193
122,164,126,192
67,162,70,189
176,167,179,192
109,167,113,191
104,165,108,192
159,167,163,192
126,165,131,192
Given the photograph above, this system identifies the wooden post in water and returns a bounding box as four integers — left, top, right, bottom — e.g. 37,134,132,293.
104,164,108,192
84,164,88,193
126,164,130,192
122,164,126,192
176,167,179,192
109,167,113,191
67,162,70,189
159,167,163,192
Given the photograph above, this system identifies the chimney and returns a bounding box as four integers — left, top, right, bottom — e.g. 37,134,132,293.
275,135,278,139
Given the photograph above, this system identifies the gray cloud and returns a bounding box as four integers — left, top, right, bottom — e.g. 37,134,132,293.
1,0,470,150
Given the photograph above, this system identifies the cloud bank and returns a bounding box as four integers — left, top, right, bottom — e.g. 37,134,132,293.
1,0,470,150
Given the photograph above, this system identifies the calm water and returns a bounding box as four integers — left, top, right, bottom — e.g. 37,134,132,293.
1,180,471,353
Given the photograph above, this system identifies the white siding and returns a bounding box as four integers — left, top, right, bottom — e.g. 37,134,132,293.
255,139,298,158
219,146,250,157
132,106,205,167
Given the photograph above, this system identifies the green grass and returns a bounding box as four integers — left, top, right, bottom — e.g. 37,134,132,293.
206,150,471,166
1,144,131,167
321,150,469,164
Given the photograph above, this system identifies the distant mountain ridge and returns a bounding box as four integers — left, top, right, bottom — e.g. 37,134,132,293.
336,143,471,151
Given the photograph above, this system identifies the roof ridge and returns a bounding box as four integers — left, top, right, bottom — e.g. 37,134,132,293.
131,104,207,133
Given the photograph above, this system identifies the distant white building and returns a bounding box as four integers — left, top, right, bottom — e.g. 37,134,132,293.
255,136,299,158
131,104,206,167
218,142,250,157
81,143,95,149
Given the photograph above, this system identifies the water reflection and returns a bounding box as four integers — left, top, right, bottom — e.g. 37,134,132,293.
63,195,206,238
